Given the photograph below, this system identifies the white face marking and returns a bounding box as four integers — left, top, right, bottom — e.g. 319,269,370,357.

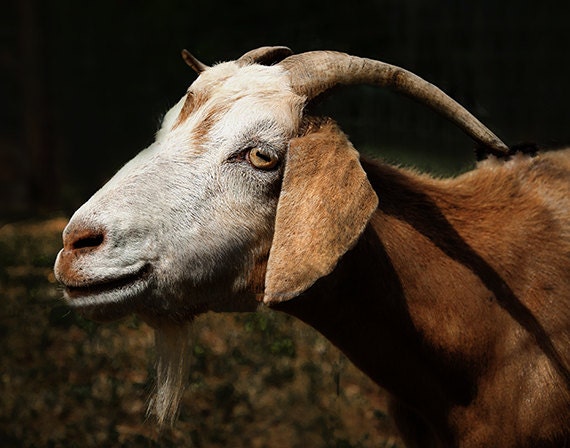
54,62,305,319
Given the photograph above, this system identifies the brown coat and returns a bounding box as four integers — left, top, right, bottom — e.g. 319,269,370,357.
270,123,570,447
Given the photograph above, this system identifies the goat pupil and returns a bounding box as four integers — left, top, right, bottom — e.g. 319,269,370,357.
257,151,271,162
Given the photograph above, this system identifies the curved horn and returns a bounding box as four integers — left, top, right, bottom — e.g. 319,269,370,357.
237,46,293,67
181,49,209,74
280,51,509,155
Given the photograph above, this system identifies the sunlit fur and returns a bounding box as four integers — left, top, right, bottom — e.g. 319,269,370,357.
268,122,570,446
54,51,570,445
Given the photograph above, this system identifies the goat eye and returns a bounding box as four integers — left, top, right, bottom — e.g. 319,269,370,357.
247,147,279,170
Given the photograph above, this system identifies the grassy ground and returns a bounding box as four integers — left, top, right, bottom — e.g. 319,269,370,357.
0,217,403,447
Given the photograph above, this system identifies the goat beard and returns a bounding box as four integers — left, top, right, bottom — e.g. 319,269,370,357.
146,320,193,427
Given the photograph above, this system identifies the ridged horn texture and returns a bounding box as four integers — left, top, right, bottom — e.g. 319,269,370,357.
280,51,509,155
181,49,209,74
237,46,293,66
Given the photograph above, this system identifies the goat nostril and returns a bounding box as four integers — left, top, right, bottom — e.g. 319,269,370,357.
63,225,106,252
72,233,104,250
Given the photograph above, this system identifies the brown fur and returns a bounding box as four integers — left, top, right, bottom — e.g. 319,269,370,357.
56,223,105,286
173,92,196,129
187,96,247,149
264,122,378,303
269,123,570,447
56,49,569,442
188,106,218,147
173,90,211,130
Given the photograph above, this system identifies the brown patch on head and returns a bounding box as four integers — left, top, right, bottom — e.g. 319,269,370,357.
174,67,235,131
189,104,224,147
187,93,248,148
173,91,209,129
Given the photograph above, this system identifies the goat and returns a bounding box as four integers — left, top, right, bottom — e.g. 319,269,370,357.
54,47,570,447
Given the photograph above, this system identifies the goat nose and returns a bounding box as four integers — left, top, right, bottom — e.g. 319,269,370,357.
56,222,107,287
63,223,106,253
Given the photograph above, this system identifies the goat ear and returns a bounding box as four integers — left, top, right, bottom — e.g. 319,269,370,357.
263,122,378,305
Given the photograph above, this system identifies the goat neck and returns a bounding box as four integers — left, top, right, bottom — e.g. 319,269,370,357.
274,156,570,447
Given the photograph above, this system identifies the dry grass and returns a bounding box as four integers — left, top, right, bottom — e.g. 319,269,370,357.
0,217,402,447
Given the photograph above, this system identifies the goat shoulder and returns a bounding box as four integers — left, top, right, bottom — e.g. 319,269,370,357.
280,152,570,447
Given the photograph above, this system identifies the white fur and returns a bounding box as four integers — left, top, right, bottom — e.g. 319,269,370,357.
55,62,303,315
53,62,307,425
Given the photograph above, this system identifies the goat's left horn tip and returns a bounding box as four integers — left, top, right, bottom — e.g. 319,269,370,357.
181,49,209,74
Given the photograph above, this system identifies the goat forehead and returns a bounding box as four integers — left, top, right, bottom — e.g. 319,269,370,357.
192,62,292,96
207,94,302,139
181,62,300,126
93,62,300,189
166,64,302,152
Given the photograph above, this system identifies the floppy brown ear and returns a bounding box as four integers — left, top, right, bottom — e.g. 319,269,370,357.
263,121,379,305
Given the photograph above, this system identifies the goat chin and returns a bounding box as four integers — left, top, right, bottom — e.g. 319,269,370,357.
69,300,134,323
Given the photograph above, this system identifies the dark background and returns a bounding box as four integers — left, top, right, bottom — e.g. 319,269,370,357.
2,0,569,219
1,2,570,446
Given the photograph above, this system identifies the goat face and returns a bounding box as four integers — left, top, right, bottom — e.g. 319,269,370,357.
55,59,309,321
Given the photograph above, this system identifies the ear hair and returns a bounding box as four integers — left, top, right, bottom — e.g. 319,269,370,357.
263,120,379,305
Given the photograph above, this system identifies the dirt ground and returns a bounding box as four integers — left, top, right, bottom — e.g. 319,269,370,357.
0,217,403,447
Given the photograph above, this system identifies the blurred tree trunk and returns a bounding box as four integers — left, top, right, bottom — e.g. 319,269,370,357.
18,0,58,213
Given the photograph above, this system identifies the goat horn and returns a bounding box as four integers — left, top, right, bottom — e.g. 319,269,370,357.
280,51,509,155
237,46,293,66
181,49,209,74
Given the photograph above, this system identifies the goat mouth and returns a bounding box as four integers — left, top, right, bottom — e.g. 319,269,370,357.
64,264,152,303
